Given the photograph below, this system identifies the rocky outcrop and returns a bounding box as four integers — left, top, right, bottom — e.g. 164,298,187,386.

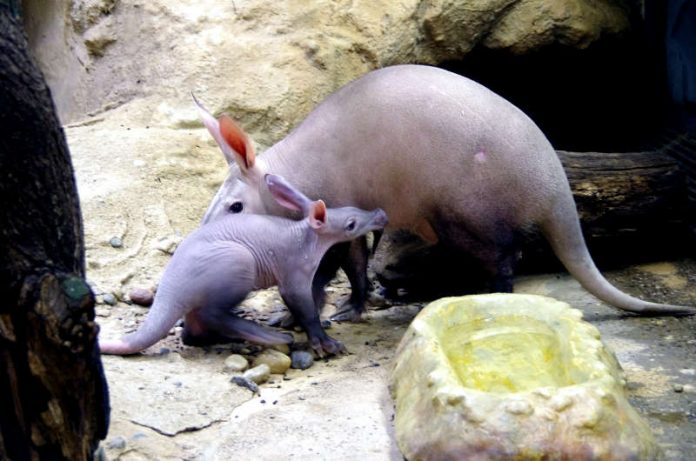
24,0,632,131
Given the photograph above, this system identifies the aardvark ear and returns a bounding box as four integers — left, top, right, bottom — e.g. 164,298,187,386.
308,200,327,230
193,93,256,172
265,174,312,212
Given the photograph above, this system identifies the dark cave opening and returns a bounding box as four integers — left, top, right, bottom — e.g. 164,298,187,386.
440,33,671,153
438,1,696,155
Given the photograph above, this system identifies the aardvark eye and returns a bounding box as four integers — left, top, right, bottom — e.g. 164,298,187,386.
229,202,244,213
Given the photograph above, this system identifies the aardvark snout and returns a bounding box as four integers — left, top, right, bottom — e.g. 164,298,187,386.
372,209,388,228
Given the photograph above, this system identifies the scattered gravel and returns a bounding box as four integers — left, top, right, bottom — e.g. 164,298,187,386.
128,287,154,306
224,354,249,373
102,293,117,306
243,364,271,384
291,350,314,370
231,375,259,393
109,236,123,248
106,436,126,450
252,349,291,374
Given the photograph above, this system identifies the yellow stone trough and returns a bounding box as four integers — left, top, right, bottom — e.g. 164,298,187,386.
390,294,661,461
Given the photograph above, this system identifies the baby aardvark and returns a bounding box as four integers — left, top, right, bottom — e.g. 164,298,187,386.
99,174,387,356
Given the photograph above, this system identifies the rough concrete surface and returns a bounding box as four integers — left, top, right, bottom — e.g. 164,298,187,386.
94,260,696,461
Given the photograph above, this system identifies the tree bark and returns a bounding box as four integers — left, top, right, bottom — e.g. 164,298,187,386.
557,148,689,246
375,147,692,299
0,5,109,461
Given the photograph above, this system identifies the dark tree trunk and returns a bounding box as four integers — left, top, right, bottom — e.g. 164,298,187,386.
375,147,692,300
0,4,109,461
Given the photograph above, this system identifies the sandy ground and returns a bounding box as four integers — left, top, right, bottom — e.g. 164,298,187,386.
66,105,696,460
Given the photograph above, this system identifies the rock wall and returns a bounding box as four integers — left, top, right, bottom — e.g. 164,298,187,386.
24,0,632,136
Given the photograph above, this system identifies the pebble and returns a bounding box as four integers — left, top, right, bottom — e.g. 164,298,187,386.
291,350,314,370
271,343,291,355
224,354,249,373
102,293,117,306
106,436,127,450
155,236,181,255
673,384,684,393
128,287,154,306
130,432,147,442
109,237,123,248
252,349,291,374
243,364,271,384
94,446,107,461
231,375,259,393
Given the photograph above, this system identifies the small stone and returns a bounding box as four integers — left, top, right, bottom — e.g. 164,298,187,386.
271,343,291,355
130,432,147,442
102,293,117,306
673,384,684,393
252,349,291,374
231,375,259,393
291,350,314,370
128,287,154,306
154,235,182,255
106,436,127,450
109,236,123,248
94,446,107,461
224,354,249,373
243,364,271,384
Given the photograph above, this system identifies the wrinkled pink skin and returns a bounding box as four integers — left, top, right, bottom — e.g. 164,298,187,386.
99,174,388,357
198,64,694,317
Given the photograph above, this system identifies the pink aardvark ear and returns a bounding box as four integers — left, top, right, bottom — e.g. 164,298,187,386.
265,174,311,212
192,94,256,172
219,115,255,171
309,200,327,230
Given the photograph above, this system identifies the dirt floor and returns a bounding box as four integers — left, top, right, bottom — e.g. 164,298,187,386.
66,107,696,461
93,263,696,461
